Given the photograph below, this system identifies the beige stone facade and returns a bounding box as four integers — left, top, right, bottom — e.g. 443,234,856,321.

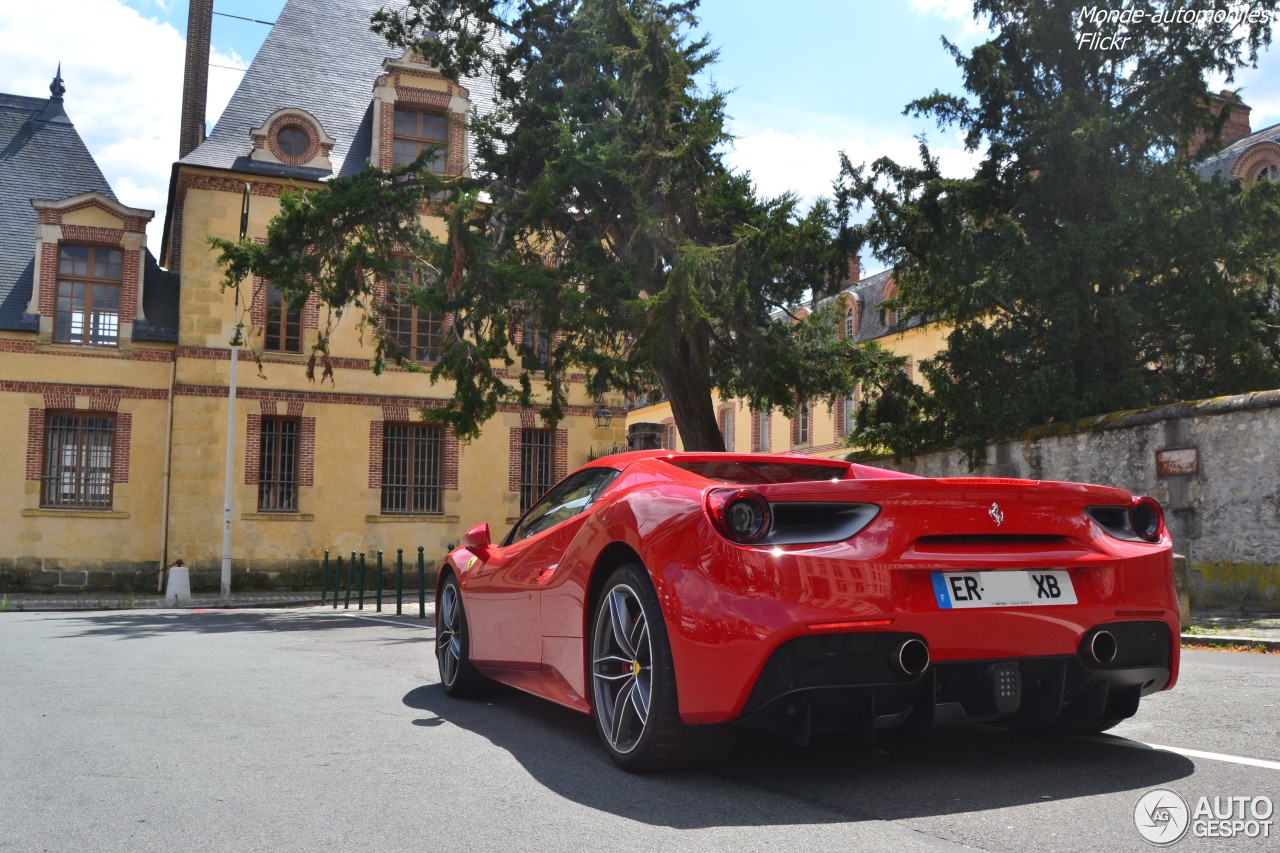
0,43,625,594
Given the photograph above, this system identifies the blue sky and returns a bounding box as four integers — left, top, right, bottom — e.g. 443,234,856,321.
3,0,1279,255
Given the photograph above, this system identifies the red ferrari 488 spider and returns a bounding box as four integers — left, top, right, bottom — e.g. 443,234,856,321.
435,451,1178,771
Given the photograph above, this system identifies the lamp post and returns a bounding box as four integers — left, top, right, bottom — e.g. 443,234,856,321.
219,183,250,604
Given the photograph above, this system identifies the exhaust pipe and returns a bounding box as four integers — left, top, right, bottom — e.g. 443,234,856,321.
891,638,930,677
1087,630,1117,665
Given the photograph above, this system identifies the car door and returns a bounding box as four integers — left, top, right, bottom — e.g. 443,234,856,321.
465,468,619,669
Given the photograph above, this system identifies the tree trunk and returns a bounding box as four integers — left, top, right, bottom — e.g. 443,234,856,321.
652,322,725,452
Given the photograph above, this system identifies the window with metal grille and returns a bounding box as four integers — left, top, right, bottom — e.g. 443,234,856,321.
663,423,677,451
42,412,114,509
520,429,554,513
382,423,443,514
55,245,121,346
264,281,302,353
258,417,299,512
393,107,448,172
384,261,444,363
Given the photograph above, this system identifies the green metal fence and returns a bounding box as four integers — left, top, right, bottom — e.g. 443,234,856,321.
320,547,434,618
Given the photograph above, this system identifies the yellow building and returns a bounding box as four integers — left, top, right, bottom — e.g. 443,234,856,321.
626,268,948,459
0,2,624,594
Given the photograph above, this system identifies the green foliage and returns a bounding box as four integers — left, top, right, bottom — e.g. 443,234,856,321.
214,0,877,448
841,0,1280,461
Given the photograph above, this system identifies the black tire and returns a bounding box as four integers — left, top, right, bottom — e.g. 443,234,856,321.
589,563,735,772
436,573,490,697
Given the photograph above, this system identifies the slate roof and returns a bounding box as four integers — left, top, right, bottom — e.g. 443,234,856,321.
0,83,179,340
813,268,925,343
180,0,498,181
1195,120,1280,181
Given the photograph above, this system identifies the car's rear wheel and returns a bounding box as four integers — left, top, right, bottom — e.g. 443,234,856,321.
436,574,489,697
589,563,734,772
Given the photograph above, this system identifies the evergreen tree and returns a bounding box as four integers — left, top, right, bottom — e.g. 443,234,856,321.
214,0,898,448
842,0,1280,459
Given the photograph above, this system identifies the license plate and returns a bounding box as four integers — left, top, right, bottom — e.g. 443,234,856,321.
931,570,1077,609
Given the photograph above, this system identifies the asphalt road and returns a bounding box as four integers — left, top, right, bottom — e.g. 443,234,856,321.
0,608,1275,852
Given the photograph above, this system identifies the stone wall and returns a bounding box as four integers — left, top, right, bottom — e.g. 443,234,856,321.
877,390,1280,611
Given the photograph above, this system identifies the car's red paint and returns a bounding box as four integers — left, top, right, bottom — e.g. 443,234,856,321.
441,450,1178,734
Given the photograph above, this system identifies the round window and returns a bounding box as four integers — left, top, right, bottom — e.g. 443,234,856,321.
277,125,310,160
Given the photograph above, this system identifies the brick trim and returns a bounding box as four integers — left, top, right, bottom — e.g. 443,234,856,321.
25,409,43,481
245,413,262,485
112,412,132,484
1,381,168,400
1229,140,1280,182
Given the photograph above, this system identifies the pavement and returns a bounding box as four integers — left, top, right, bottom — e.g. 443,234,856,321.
2,589,1277,650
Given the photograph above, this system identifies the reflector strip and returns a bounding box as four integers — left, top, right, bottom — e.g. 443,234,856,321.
806,619,893,631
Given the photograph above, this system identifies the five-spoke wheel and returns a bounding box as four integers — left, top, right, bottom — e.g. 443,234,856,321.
436,574,488,696
591,582,653,755
590,564,734,772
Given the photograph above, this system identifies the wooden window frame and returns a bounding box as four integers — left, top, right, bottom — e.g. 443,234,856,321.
393,106,448,172
384,261,445,364
264,281,302,353
54,244,122,347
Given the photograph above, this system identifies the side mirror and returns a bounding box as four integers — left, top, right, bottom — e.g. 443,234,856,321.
462,522,491,552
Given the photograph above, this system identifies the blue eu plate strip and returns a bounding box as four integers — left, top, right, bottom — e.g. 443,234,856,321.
931,573,953,609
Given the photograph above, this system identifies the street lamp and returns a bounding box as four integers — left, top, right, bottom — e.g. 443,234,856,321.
593,397,613,428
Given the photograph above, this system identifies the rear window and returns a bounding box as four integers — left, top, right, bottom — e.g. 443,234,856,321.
666,459,849,484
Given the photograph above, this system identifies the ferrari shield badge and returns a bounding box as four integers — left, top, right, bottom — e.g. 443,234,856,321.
464,555,478,573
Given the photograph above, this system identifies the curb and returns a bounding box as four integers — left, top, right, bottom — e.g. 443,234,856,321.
1181,633,1280,651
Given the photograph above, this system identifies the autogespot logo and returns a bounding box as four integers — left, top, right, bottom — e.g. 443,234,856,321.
1135,789,1190,845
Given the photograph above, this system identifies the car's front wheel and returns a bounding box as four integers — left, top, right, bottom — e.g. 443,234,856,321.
436,573,489,697
589,563,734,772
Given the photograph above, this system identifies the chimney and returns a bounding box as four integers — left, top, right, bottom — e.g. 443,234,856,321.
179,0,215,158
1216,90,1253,147
844,254,861,285
1184,90,1253,159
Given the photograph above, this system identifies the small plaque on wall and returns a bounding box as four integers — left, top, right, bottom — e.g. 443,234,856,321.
1156,447,1198,477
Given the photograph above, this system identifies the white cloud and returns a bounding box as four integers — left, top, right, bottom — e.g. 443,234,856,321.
0,0,246,256
907,0,990,44
722,118,980,273
724,123,980,207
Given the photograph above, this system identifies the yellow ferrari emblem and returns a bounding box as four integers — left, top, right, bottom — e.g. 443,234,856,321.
631,659,641,676
464,555,478,573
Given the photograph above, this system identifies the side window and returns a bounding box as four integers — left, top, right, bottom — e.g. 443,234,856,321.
506,468,620,545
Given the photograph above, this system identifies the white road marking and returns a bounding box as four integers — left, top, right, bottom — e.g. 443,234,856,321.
313,610,433,629
1088,736,1280,770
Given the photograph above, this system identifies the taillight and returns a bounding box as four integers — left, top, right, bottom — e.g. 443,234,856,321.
1129,496,1165,543
706,488,771,544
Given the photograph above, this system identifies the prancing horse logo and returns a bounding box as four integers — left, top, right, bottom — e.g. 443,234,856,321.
988,502,1004,526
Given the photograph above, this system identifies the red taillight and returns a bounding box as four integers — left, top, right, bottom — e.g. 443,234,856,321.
1129,496,1165,543
706,488,771,544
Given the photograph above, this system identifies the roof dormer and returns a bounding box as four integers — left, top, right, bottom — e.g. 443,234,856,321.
249,107,335,171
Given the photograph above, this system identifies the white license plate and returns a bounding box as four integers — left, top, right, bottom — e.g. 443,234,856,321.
931,570,1077,609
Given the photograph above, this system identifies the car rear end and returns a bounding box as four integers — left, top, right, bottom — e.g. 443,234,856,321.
649,457,1178,739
